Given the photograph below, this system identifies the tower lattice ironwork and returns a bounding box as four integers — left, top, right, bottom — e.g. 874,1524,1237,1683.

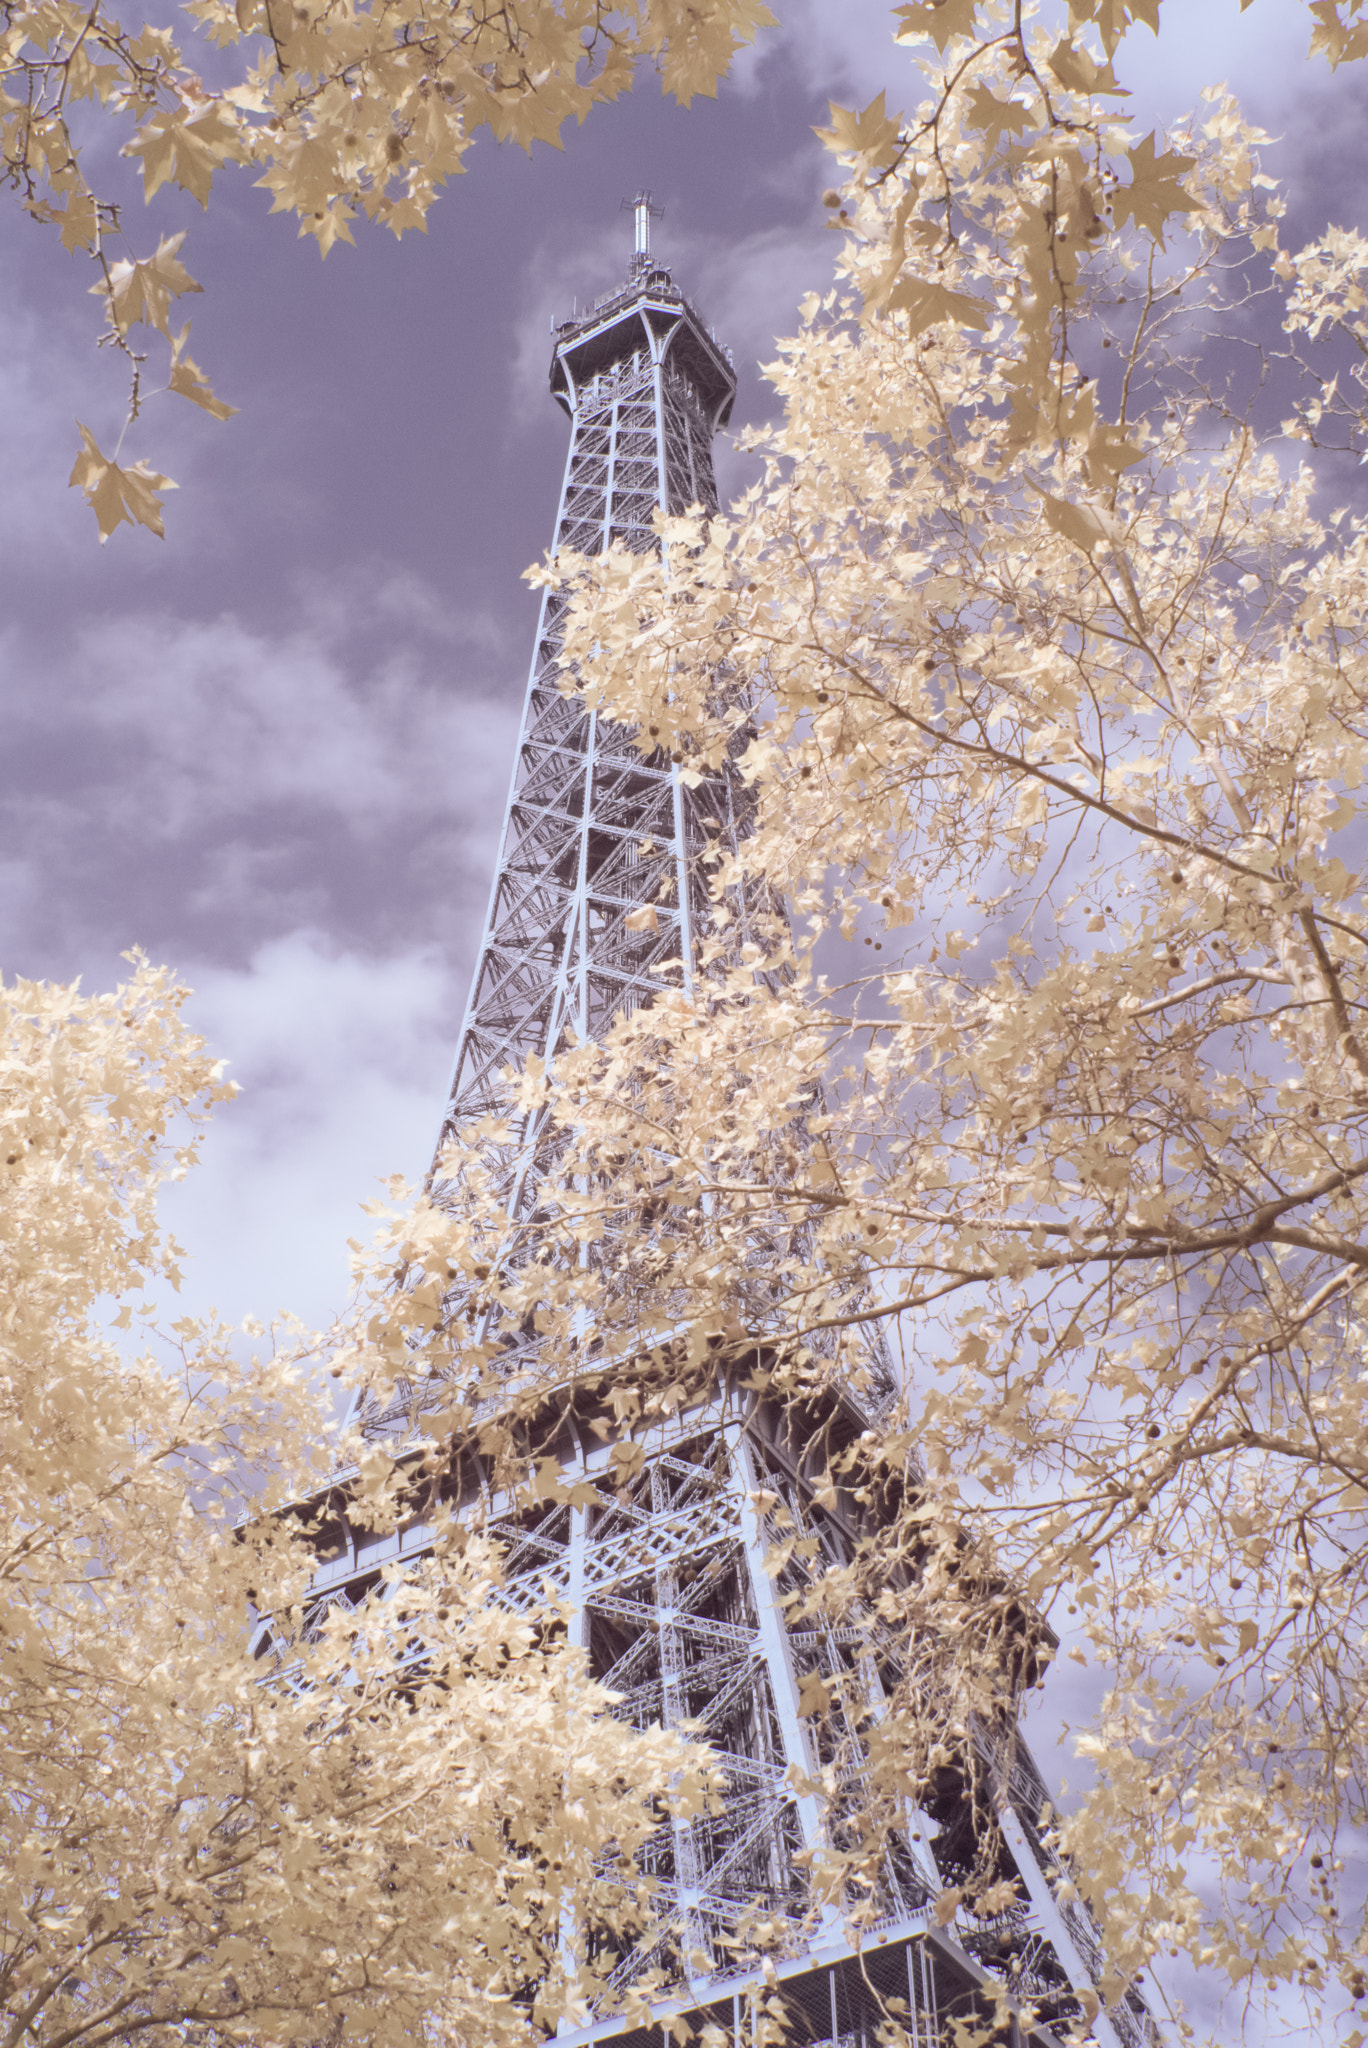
429,194,743,1231
269,202,1157,2048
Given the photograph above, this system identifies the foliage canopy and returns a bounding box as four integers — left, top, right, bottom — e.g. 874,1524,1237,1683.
334,3,1368,2042
2,0,774,534
0,962,710,2048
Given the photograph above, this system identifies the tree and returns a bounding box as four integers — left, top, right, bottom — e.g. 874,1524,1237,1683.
339,2,1368,2040
2,0,775,539
0,957,711,2048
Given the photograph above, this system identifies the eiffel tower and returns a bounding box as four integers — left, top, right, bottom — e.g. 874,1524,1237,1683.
272,201,1156,2048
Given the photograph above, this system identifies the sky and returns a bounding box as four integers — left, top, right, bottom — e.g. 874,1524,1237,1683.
3,1,1366,2035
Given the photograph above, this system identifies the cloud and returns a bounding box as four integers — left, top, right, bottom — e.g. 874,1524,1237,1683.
0,588,519,982
0,576,518,1336
729,0,906,104
0,282,111,559
159,930,465,1331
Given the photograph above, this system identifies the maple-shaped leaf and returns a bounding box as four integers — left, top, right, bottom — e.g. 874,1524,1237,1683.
69,423,177,541
1068,0,1162,56
813,92,903,173
656,0,779,106
1047,37,1130,94
1033,484,1120,553
963,84,1037,146
298,202,357,255
477,79,575,153
895,0,977,53
123,103,247,206
644,0,778,107
1112,132,1202,247
66,43,120,104
1309,0,1368,64
168,325,237,420
1085,419,1146,490
27,193,100,252
796,1670,831,1717
127,21,179,65
884,275,990,339
380,195,431,239
93,233,202,336
58,193,100,253
932,1887,964,1928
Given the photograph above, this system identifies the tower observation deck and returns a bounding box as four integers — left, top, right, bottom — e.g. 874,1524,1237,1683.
269,204,1156,2048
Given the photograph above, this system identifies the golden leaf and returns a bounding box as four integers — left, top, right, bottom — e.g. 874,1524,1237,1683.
123,103,246,206
168,324,238,419
883,275,990,339
895,0,977,54
796,1670,831,1717
963,84,1037,146
92,232,202,336
1032,485,1120,553
68,423,177,541
813,92,903,173
1047,36,1130,94
1112,132,1202,248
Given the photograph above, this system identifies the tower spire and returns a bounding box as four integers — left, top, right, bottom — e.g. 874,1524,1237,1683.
624,187,662,276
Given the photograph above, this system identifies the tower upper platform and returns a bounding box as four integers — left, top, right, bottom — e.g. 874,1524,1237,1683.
549,271,735,432
548,209,735,434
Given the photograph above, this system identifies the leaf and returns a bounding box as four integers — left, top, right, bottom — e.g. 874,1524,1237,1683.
264,0,295,56
123,103,246,206
1068,0,1163,55
93,233,202,336
654,0,779,106
963,85,1037,146
168,325,238,420
883,275,990,339
1112,132,1202,247
66,43,121,103
1032,484,1120,553
1085,419,1147,490
1308,0,1368,65
625,905,660,933
127,22,179,65
296,201,357,256
68,423,177,541
932,1886,964,1926
894,0,977,53
1047,36,1130,94
356,1443,395,1496
796,1670,831,1717
28,193,100,252
813,93,903,173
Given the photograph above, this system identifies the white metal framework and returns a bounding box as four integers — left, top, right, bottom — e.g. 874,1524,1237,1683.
279,213,1156,2048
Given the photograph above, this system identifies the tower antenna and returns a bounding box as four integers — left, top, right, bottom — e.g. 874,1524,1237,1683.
622,188,662,273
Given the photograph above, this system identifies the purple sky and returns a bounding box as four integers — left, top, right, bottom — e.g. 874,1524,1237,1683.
4,5,1365,2030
